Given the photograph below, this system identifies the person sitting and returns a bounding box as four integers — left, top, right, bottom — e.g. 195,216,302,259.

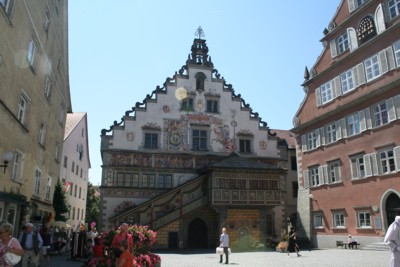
347,235,358,249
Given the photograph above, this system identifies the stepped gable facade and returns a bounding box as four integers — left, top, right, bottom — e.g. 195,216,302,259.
99,34,293,249
292,0,400,248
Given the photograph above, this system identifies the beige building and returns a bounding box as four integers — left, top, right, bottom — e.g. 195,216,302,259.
100,33,297,249
60,113,90,230
0,0,71,232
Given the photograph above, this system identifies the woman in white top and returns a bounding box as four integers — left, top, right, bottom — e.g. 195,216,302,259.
219,227,229,264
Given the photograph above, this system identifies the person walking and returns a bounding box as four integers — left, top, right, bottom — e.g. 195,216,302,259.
18,223,43,267
287,227,301,257
219,227,229,264
39,225,52,267
384,216,400,267
0,222,24,267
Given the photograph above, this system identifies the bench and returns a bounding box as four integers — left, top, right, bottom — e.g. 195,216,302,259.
336,241,360,249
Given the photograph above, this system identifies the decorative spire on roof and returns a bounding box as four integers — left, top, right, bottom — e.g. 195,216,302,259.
187,26,213,68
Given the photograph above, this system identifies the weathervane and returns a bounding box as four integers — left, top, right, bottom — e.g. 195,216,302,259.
194,26,205,39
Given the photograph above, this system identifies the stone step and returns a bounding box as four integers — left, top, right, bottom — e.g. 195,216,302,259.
360,242,390,251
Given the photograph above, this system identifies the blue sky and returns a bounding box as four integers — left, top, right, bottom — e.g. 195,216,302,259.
68,1,340,185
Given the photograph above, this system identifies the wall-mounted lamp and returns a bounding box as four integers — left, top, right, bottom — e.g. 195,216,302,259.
372,206,379,212
0,151,13,173
309,193,317,202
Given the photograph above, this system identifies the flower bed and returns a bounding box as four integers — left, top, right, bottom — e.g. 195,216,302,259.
86,224,161,267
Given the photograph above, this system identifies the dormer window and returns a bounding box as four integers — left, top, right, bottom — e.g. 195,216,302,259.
357,16,376,44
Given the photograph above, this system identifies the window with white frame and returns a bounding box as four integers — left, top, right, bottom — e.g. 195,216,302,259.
372,101,388,127
389,0,400,20
11,151,23,183
144,132,159,149
313,214,323,228
307,131,317,150
0,0,14,16
34,168,41,196
328,161,341,183
38,122,46,146
17,94,28,125
333,212,345,228
192,128,208,151
26,39,36,68
357,211,371,228
59,108,65,126
45,176,52,200
340,69,355,94
337,33,349,54
394,41,400,67
181,97,194,111
364,54,381,82
239,138,252,153
158,174,172,188
320,81,333,104
350,154,366,179
310,166,320,187
142,174,155,188
44,77,52,99
379,148,396,174
347,113,360,136
326,123,337,144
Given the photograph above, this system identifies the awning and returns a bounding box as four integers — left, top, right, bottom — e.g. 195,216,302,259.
31,201,53,213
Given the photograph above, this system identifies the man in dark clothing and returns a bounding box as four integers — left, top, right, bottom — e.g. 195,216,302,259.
18,223,43,267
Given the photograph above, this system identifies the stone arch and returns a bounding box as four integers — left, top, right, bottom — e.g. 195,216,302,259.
380,189,400,232
187,217,208,249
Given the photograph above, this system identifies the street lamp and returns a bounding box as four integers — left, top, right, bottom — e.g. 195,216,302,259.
0,151,13,173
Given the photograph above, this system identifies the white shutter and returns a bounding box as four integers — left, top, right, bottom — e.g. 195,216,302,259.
353,65,360,88
387,98,396,122
348,0,356,13
301,135,307,151
359,110,367,132
318,166,324,185
375,4,386,34
386,46,396,71
316,88,322,107
356,63,366,85
394,146,400,171
370,153,379,176
303,170,310,189
364,154,372,177
340,118,347,138
364,108,372,129
333,76,342,98
335,119,343,140
315,129,321,147
322,165,329,184
379,50,389,74
350,158,358,179
347,28,358,52
320,127,326,146
330,40,338,58
335,165,342,182
393,95,400,119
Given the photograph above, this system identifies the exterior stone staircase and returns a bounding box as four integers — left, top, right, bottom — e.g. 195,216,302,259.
360,242,390,251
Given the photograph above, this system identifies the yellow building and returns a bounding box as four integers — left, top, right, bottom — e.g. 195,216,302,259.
0,0,71,232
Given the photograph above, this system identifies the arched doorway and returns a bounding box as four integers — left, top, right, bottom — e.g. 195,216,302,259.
236,226,251,251
188,218,208,249
386,193,400,225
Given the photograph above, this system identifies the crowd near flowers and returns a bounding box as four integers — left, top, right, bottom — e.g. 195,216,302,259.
86,224,161,267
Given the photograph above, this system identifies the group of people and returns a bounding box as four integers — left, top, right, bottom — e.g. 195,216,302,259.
0,222,52,267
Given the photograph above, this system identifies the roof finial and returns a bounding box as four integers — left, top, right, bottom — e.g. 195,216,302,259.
194,26,205,39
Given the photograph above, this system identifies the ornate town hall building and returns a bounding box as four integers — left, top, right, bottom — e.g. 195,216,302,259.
99,29,296,249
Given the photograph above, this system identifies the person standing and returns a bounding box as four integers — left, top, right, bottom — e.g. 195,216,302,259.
0,222,24,267
219,227,229,264
116,240,133,267
39,225,52,267
112,223,133,266
384,216,400,267
287,227,300,257
18,223,43,267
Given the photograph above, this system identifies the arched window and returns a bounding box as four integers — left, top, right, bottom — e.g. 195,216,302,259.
357,16,377,44
195,72,206,93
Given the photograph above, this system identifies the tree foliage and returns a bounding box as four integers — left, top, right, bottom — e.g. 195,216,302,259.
53,180,69,221
85,182,100,226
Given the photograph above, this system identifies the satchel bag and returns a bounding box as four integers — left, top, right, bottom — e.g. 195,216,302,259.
3,238,21,265
3,252,22,265
216,247,224,255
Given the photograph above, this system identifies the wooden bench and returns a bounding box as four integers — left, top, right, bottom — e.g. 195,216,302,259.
336,241,360,249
